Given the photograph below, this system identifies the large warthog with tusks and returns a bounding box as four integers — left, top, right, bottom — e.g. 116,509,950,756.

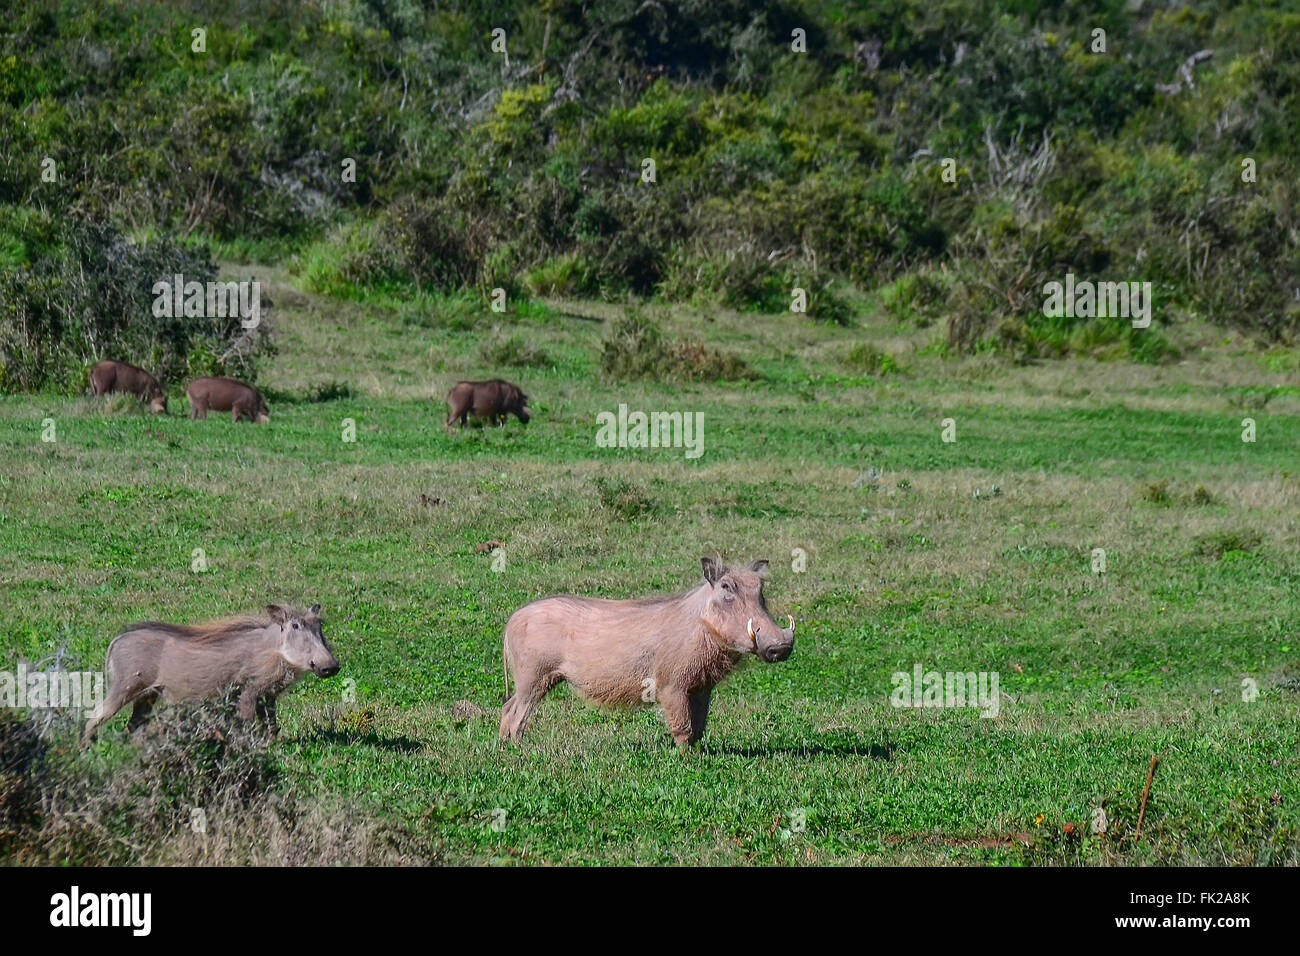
445,378,531,429
187,376,270,423
81,604,338,748
500,556,795,750
90,359,168,414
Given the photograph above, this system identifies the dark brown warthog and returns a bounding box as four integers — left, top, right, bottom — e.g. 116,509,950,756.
187,376,270,423
81,604,339,747
500,556,795,750
90,360,168,414
445,379,531,429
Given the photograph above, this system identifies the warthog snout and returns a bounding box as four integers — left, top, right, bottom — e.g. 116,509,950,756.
748,614,795,662
273,603,340,679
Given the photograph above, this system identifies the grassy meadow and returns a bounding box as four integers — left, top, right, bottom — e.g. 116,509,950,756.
2,266,1298,865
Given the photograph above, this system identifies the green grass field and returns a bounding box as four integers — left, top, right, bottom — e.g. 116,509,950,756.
3,267,1298,865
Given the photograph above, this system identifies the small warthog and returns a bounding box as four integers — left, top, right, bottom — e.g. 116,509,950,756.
90,359,168,414
445,378,531,429
500,557,795,750
81,604,339,747
187,376,270,423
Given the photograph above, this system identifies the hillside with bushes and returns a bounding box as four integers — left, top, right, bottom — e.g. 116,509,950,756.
2,0,1298,389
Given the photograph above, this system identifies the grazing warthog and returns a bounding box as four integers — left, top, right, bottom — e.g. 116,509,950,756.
445,378,531,429
89,360,168,414
500,556,795,750
187,376,270,423
81,604,339,748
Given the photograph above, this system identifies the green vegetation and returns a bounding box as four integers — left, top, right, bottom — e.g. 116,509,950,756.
1,267,1297,864
4,0,1300,391
0,0,1298,867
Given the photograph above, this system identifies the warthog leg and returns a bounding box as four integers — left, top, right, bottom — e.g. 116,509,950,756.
81,677,151,749
126,694,157,735
499,670,563,742
659,688,695,751
238,678,283,727
255,697,280,737
660,687,713,751
687,688,713,747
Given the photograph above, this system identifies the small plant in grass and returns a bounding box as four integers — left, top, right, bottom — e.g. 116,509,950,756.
1194,529,1263,559
1139,479,1172,504
480,333,553,369
307,380,355,402
881,272,946,328
591,475,656,519
600,310,751,383
844,343,901,376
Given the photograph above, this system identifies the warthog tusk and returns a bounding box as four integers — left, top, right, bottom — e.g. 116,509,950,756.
786,614,795,632
746,618,756,644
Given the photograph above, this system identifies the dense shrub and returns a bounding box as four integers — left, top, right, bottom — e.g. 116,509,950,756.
0,216,274,393
1,0,1297,350
600,310,752,382
1,700,429,865
480,332,554,369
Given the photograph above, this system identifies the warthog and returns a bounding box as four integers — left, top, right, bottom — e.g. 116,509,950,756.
445,378,531,429
81,604,339,748
187,376,270,423
89,359,168,414
500,556,795,750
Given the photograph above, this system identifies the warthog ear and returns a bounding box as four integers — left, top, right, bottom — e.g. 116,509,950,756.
309,603,321,616
748,559,770,577
265,604,288,625
701,555,727,586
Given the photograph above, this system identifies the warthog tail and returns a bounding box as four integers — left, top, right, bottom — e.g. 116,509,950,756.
501,639,511,704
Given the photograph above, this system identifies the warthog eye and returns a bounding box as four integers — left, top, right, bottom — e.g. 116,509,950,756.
292,622,299,629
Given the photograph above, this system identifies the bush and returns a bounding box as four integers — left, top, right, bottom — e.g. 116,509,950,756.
0,711,44,855
377,197,487,294
592,476,656,519
524,254,601,298
480,332,553,369
881,272,947,327
844,343,902,376
0,218,273,393
1194,529,1263,559
2,698,430,866
599,310,752,383
1139,479,1173,505
307,380,356,402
